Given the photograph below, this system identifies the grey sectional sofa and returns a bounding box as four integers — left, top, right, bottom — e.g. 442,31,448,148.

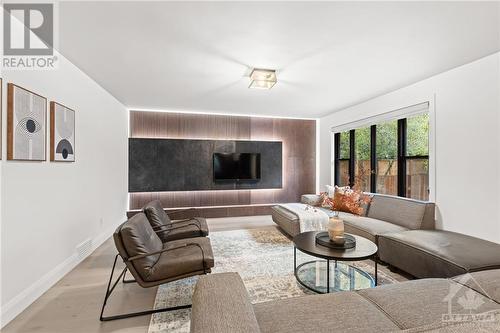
191,270,500,333
271,193,500,278
271,193,436,241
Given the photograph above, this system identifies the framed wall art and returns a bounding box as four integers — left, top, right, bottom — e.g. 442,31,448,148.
7,83,47,161
50,101,75,162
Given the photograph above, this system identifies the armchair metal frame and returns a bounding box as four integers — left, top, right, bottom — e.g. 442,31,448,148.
99,243,208,322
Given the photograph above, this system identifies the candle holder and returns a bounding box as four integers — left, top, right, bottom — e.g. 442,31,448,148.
328,216,345,244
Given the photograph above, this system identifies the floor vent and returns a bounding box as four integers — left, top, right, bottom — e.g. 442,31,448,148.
76,238,93,261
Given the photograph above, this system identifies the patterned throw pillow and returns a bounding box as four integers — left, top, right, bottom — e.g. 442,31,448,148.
331,186,370,216
318,192,332,208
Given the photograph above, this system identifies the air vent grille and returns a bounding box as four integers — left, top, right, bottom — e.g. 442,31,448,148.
76,238,93,261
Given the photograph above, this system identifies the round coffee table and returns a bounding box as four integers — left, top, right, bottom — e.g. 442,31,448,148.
293,231,378,294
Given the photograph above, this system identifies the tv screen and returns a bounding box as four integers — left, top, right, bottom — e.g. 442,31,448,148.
213,153,261,180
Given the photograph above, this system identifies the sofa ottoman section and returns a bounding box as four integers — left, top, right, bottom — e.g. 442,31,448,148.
378,230,500,278
271,206,301,237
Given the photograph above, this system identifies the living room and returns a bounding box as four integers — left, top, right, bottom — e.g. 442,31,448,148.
1,1,500,333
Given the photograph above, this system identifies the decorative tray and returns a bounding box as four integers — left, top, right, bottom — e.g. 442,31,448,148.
315,232,356,250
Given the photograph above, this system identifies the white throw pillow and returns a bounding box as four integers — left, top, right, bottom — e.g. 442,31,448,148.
325,185,335,197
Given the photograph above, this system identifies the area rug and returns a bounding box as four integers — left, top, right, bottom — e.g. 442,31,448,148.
148,226,408,333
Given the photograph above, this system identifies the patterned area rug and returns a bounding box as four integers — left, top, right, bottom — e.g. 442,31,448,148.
148,226,408,333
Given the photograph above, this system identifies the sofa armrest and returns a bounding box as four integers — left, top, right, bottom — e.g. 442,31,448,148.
191,272,261,333
301,194,321,206
421,202,436,230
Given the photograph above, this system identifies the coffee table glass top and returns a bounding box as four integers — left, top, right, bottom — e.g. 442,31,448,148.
293,231,378,293
295,260,374,293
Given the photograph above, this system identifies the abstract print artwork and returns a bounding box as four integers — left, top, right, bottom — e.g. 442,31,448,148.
7,83,47,161
50,102,75,162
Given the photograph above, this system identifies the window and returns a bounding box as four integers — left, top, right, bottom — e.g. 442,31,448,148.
335,131,351,187
376,120,398,195
354,127,371,192
333,111,429,200
404,113,429,200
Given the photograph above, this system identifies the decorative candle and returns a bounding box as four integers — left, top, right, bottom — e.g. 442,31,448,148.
328,217,345,243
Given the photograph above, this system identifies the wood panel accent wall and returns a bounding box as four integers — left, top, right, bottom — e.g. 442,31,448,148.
129,111,316,210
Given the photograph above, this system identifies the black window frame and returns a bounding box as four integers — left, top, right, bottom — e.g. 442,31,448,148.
333,114,429,199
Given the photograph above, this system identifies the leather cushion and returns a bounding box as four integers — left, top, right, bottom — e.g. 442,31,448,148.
145,237,215,282
120,212,163,279
158,217,209,242
343,215,409,244
379,230,500,273
143,200,171,229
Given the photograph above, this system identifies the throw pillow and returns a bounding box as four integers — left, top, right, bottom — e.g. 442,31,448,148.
325,185,335,197
331,186,370,216
318,192,332,208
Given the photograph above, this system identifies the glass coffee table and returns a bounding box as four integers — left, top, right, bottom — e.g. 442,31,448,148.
293,231,378,294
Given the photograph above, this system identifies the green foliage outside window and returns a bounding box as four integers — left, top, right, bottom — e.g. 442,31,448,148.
339,131,350,159
376,121,398,159
355,127,371,160
407,113,429,157
342,114,428,159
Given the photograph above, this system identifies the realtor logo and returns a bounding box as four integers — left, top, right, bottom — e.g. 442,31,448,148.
2,3,57,69
442,273,497,323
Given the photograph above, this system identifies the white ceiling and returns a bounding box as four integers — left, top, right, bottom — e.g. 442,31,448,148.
59,1,500,118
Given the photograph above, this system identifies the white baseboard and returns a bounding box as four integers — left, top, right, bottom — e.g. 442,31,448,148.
0,221,121,328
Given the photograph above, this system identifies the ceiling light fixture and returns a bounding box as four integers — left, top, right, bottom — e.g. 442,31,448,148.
248,68,277,89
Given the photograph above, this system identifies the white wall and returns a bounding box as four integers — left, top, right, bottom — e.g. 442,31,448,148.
320,52,500,243
0,54,128,325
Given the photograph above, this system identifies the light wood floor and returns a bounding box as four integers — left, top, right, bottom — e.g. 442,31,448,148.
2,215,274,333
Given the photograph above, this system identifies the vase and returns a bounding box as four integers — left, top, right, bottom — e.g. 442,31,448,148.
328,217,345,244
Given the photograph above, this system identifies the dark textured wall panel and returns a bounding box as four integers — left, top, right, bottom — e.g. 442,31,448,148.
129,111,316,210
129,138,282,192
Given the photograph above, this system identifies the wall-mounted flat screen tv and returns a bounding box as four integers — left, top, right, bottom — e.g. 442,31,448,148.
213,153,261,181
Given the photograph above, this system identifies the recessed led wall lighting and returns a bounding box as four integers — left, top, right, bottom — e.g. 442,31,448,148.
249,68,277,89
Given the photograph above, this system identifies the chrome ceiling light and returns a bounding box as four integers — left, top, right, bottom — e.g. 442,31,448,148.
248,68,277,89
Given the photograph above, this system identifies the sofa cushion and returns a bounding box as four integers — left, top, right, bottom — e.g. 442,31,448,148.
342,215,409,244
378,230,500,278
191,273,261,333
367,194,428,229
453,269,500,304
143,200,171,229
397,319,500,333
358,278,500,330
253,292,400,333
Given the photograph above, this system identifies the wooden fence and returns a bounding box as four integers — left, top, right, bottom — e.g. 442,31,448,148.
337,159,428,201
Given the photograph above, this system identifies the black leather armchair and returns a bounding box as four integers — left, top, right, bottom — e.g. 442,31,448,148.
99,212,214,321
143,200,209,242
